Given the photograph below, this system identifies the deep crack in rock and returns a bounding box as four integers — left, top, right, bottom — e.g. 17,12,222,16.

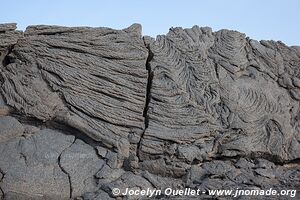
136,37,154,162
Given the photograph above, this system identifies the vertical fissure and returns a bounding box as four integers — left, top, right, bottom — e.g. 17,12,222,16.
136,37,154,160
142,40,154,129
57,139,76,199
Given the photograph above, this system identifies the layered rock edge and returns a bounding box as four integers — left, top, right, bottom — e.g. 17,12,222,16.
0,23,299,199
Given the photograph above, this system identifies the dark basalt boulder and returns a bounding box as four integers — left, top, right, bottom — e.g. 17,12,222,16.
0,23,299,199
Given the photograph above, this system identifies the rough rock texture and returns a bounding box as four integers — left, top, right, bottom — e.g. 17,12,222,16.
141,26,300,170
0,23,299,199
1,24,148,157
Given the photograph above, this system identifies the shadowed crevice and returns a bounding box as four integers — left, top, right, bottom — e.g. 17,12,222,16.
1,45,14,68
142,39,154,129
136,37,154,160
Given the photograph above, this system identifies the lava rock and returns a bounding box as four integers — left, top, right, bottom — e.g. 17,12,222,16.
0,116,24,142
0,23,299,200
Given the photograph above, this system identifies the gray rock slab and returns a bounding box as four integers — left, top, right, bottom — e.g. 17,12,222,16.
140,26,300,176
0,129,75,199
0,24,148,161
60,139,105,197
0,116,24,142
